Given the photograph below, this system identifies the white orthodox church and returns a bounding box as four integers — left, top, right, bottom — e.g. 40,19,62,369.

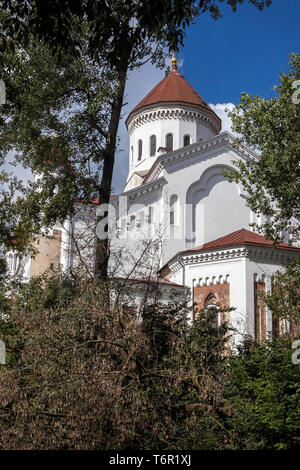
7,57,300,343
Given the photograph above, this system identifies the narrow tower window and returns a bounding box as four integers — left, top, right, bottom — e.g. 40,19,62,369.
138,139,142,160
166,133,173,152
150,135,156,156
184,134,190,146
170,194,178,226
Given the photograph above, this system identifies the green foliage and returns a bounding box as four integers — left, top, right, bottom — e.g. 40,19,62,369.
264,258,300,324
227,54,300,243
0,26,116,240
0,1,272,60
228,336,300,450
227,53,300,334
0,10,167,262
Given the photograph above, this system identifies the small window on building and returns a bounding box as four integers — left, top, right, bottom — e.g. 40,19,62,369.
138,140,142,160
204,293,219,327
147,206,152,224
254,278,266,342
150,135,156,156
205,293,217,308
131,146,133,163
166,133,173,152
184,134,190,147
170,194,178,226
129,215,136,231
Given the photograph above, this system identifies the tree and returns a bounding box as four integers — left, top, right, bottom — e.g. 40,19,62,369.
228,54,300,243
227,54,300,330
0,1,272,60
0,1,272,278
264,258,300,328
228,336,300,450
0,171,32,251
0,270,233,449
0,20,118,252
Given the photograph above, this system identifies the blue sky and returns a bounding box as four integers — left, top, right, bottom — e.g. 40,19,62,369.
178,0,299,103
112,0,299,193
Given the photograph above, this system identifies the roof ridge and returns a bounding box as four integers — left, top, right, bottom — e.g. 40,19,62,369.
187,228,300,253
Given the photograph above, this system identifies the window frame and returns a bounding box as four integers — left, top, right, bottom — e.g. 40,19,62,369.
138,139,143,161
150,135,156,156
183,134,191,147
166,133,173,152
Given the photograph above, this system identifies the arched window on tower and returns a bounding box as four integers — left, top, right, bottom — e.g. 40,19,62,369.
166,133,173,152
184,134,191,147
150,135,156,156
138,139,142,161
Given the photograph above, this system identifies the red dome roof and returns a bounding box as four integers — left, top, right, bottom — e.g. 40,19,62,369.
127,62,221,130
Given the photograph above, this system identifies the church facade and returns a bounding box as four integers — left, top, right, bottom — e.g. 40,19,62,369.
7,57,300,343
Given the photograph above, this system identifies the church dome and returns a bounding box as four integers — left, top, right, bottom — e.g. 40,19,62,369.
124,58,222,191
126,58,221,131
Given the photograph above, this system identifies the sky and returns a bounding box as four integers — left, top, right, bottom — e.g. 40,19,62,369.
112,0,299,193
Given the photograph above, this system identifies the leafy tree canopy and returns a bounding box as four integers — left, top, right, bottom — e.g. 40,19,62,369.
228,54,300,243
0,1,272,61
228,336,300,450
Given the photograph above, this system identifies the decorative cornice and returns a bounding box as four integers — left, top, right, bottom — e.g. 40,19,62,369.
127,104,220,135
162,244,300,277
144,160,163,184
121,176,167,200
161,131,258,168
144,131,258,185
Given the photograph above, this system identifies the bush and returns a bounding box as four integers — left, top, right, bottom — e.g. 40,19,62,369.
0,272,232,450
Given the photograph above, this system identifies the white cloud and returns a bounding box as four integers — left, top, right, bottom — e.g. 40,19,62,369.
208,102,236,134
177,56,184,69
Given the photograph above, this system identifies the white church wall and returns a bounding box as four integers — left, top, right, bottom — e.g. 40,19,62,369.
245,253,300,338
161,146,252,264
128,117,163,176
183,257,248,344
110,186,164,278
127,104,218,186
168,249,300,345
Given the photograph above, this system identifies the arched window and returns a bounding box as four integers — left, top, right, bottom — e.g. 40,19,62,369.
138,139,142,160
204,293,219,327
254,277,266,342
150,135,156,156
205,293,217,308
170,194,178,226
166,133,173,152
184,134,190,146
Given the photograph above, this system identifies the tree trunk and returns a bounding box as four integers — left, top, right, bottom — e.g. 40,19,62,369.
95,59,128,280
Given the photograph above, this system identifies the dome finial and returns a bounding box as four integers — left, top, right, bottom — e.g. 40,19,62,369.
171,55,177,71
